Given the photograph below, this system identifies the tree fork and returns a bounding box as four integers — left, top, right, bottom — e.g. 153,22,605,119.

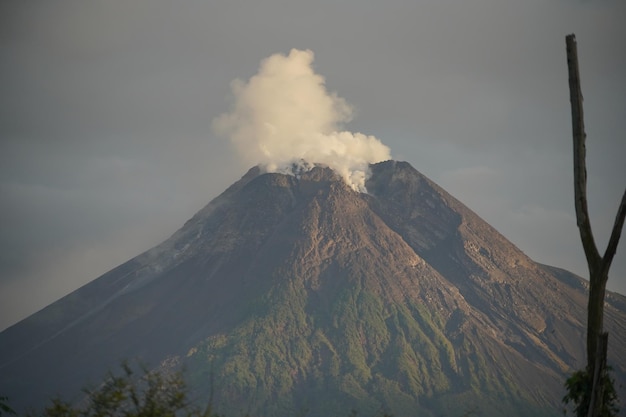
566,33,626,417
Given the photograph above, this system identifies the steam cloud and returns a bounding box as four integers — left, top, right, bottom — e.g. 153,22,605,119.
213,49,391,192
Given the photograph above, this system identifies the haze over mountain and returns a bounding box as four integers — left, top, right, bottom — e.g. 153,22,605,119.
2,47,626,416
1,160,625,417
3,0,626,337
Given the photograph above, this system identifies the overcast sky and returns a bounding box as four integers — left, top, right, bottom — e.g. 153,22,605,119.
1,0,625,331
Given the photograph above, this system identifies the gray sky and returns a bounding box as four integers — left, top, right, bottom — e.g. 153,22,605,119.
1,0,624,331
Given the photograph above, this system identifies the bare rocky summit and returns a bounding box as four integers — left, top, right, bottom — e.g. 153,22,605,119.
1,160,625,416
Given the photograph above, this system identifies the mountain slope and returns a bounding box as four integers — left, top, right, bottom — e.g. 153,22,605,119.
0,161,624,417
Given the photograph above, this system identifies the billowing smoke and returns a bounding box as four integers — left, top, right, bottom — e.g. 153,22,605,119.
213,49,391,192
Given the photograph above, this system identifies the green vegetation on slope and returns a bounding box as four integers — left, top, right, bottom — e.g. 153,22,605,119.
185,272,556,417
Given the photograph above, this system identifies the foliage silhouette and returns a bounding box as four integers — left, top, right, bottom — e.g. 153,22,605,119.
0,396,16,416
34,361,214,417
563,368,618,417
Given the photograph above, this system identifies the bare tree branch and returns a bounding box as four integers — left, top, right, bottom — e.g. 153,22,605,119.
566,34,601,272
600,189,626,279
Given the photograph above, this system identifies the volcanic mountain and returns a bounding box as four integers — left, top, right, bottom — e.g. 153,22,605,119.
1,161,625,416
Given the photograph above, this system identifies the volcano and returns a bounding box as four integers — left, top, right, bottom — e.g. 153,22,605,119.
1,160,625,416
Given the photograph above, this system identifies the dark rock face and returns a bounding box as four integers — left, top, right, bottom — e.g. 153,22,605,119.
1,160,625,416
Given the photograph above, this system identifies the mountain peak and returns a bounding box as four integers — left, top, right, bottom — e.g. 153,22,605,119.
1,160,625,417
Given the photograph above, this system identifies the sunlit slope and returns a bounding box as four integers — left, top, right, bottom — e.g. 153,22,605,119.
1,161,625,417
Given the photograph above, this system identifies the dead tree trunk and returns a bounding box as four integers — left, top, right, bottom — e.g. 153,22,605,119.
565,33,626,417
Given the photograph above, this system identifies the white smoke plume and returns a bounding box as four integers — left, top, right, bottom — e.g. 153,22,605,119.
213,49,391,192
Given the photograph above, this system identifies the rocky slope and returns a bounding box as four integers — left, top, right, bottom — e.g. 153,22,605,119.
1,161,624,416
